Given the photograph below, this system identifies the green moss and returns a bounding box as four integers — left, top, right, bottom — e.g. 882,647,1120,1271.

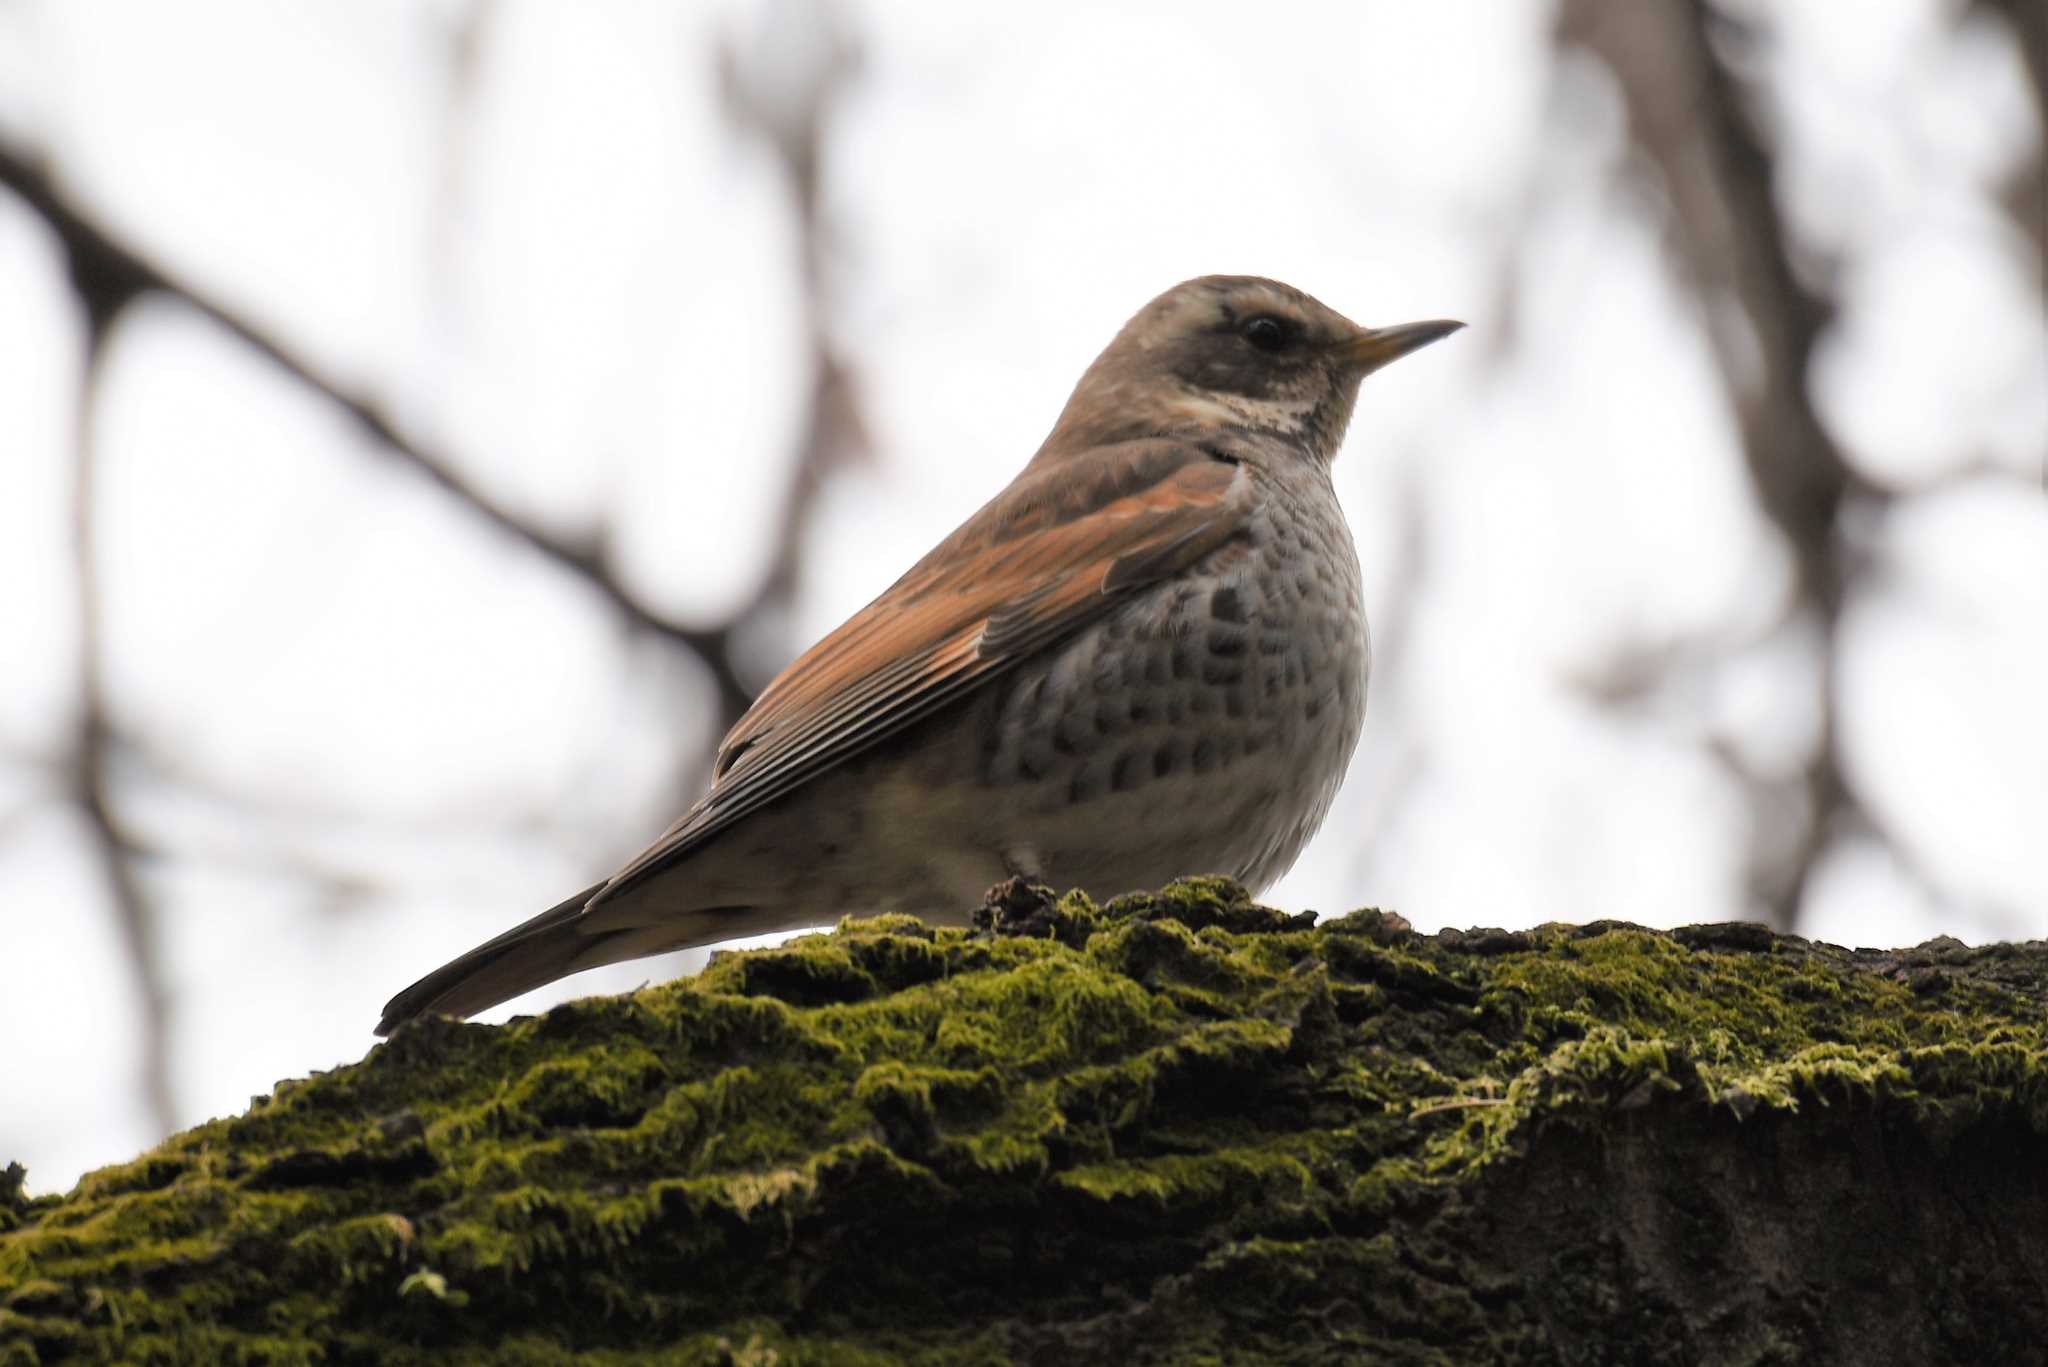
4,881,2046,1363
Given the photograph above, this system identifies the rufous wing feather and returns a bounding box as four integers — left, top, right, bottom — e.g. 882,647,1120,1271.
584,439,1252,917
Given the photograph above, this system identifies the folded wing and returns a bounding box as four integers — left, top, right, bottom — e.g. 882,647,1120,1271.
585,439,1252,918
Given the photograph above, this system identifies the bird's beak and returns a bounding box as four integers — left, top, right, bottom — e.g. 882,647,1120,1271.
1336,319,1465,375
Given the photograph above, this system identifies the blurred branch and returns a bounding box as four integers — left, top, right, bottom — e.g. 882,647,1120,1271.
1979,0,2047,129
0,0,873,827
65,238,177,1139
717,0,872,628
1556,0,1884,930
0,137,759,726
1685,10,1869,614
1973,0,2047,268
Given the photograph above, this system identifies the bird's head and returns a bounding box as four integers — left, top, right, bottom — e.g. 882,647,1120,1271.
1039,275,1461,464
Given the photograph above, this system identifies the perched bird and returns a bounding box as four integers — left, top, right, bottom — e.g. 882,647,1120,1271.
377,277,1460,1034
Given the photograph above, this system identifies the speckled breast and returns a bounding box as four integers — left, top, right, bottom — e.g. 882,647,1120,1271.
979,465,1368,896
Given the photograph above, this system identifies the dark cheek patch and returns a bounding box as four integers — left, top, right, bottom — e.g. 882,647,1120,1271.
1174,340,1275,398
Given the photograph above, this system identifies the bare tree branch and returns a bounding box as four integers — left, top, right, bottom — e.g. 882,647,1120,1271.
1555,0,1887,930
65,243,177,1138
716,0,872,632
0,137,762,725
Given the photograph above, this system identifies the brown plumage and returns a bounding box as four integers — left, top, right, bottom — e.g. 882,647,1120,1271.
377,277,1460,1035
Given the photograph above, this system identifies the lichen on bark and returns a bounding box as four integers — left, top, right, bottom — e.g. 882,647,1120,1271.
4,879,2045,1364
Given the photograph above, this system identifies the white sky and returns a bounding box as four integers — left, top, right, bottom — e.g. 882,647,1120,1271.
0,0,2042,1194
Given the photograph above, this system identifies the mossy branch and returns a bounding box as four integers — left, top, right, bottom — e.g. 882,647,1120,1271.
5,880,2046,1364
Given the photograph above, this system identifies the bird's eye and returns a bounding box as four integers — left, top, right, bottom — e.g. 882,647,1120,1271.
1241,316,1290,353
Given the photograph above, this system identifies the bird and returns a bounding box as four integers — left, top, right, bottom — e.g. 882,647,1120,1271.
377,276,1461,1035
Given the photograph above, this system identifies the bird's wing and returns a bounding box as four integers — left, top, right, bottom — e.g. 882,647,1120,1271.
586,439,1252,915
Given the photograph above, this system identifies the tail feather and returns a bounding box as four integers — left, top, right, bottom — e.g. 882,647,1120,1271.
376,882,617,1035
377,883,828,1035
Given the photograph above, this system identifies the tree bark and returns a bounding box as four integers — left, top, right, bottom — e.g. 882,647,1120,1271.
4,881,2045,1364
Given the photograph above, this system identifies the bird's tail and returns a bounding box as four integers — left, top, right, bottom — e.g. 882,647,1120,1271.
375,882,628,1036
